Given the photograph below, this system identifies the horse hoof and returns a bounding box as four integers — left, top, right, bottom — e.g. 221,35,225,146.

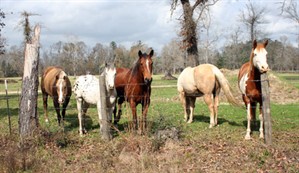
187,120,193,123
245,135,251,140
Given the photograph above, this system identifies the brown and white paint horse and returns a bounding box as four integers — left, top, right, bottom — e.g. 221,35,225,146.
238,39,269,140
41,66,72,125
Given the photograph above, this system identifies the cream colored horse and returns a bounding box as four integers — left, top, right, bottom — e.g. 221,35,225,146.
177,64,239,128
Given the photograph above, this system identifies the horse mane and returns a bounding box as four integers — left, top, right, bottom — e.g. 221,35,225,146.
131,58,142,76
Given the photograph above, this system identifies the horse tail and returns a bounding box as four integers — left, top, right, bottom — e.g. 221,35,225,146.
211,65,241,107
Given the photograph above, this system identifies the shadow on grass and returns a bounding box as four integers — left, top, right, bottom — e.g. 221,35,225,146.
64,113,97,133
193,114,242,127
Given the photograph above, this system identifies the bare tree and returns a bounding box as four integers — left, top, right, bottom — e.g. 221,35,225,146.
19,11,40,44
0,9,6,55
171,0,219,67
239,1,268,42
161,39,184,79
279,0,299,47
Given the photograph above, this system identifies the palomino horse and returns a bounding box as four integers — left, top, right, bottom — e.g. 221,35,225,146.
41,66,72,125
114,50,154,133
238,39,269,140
73,62,117,136
177,64,239,128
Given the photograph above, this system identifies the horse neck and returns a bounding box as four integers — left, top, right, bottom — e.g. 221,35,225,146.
130,61,144,82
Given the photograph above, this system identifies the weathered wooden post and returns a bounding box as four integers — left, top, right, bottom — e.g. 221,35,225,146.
5,79,12,135
261,73,272,145
99,75,112,140
19,25,40,137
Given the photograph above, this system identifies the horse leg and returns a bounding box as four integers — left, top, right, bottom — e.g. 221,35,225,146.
204,94,215,128
250,102,257,127
114,97,123,125
42,93,49,123
179,91,188,122
62,95,70,122
213,94,219,126
259,104,264,139
141,98,151,134
53,100,62,126
76,98,84,136
82,101,89,135
245,102,252,140
129,100,138,131
213,86,220,126
187,97,196,123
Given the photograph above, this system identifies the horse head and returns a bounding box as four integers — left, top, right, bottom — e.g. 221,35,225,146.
252,39,269,73
104,62,116,90
138,49,154,85
56,71,68,104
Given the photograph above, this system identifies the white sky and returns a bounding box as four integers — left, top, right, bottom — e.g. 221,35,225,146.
1,0,298,55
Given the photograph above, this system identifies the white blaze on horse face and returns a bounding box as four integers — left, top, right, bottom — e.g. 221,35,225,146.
58,80,64,103
106,68,116,90
239,73,248,95
253,48,269,73
146,59,151,74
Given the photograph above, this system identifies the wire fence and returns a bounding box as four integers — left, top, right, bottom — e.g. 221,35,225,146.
1,76,299,136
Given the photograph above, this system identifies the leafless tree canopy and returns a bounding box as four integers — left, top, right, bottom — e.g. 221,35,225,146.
239,1,268,42
170,0,219,67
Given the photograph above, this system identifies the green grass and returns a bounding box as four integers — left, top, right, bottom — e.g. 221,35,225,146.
274,72,299,89
0,73,299,172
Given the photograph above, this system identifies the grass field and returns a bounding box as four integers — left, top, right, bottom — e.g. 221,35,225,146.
0,72,298,172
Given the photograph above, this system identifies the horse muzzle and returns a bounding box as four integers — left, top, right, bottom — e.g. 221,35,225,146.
144,78,152,85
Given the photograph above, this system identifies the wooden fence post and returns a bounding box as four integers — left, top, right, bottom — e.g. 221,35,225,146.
261,73,272,145
99,75,112,140
19,25,40,137
5,79,12,135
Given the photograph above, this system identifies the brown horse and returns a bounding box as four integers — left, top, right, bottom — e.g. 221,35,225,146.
238,39,269,140
41,66,72,125
177,64,240,128
114,50,154,133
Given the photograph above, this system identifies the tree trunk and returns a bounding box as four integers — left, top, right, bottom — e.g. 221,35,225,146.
181,0,199,67
19,25,40,137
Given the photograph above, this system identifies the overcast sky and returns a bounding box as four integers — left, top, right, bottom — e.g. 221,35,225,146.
1,0,298,55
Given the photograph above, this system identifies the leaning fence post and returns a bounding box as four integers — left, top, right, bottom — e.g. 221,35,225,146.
99,75,112,140
19,24,40,137
5,79,12,135
261,73,272,145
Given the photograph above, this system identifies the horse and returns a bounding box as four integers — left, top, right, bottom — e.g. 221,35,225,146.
114,50,154,133
73,62,117,136
177,64,239,128
41,66,72,125
238,39,269,140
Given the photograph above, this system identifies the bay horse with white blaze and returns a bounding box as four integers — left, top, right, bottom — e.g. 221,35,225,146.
41,66,72,125
177,64,239,128
73,62,117,136
114,50,154,133
238,39,269,140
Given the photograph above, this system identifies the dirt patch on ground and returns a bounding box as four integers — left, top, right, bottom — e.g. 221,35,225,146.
220,69,299,104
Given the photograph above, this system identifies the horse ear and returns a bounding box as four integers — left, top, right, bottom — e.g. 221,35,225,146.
252,39,257,49
264,39,268,47
149,49,154,57
138,50,143,58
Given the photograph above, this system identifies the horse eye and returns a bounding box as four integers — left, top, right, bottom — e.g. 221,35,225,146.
254,53,257,56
